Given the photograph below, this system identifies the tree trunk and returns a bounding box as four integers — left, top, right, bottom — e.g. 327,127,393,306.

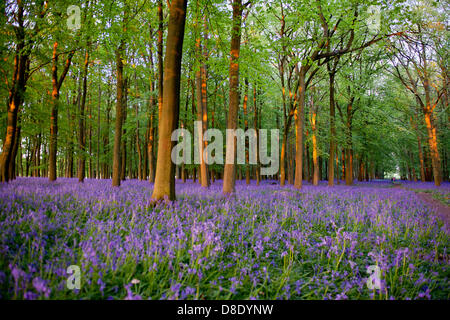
151,0,187,201
345,99,354,185
243,78,250,185
120,78,128,181
157,0,164,122
423,109,442,186
134,72,143,180
195,17,210,188
223,0,243,195
104,88,111,178
0,3,29,183
311,104,319,186
48,42,60,181
112,41,125,187
49,41,74,181
78,49,89,183
328,71,336,186
294,66,306,189
253,85,260,186
9,121,21,180
96,80,101,179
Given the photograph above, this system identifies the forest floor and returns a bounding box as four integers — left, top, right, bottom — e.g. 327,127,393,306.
0,178,449,300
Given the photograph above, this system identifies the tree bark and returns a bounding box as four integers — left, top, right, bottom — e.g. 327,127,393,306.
120,78,128,181
294,66,306,189
423,109,442,186
0,3,29,183
151,0,187,201
310,98,319,186
328,70,337,186
96,80,101,179
243,78,250,185
78,49,89,183
195,15,210,188
223,0,243,194
253,85,260,185
345,99,354,185
134,72,143,180
112,41,125,187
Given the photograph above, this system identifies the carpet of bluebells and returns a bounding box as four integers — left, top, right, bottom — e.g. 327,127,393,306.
0,177,449,300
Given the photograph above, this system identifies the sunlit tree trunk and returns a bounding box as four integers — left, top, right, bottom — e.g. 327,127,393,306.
49,42,59,181
310,96,319,186
0,2,29,183
223,0,243,194
423,108,441,186
195,14,210,188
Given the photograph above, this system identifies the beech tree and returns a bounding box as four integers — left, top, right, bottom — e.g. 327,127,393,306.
151,0,188,201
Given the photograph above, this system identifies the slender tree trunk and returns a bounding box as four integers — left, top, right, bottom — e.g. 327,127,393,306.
243,78,250,185
181,81,190,184
411,116,425,182
345,99,354,185
311,109,319,186
104,88,111,178
148,108,156,182
112,41,125,187
9,120,21,180
49,42,74,181
120,78,128,181
88,94,93,178
294,66,306,189
195,17,210,188
96,80,101,179
280,125,288,186
49,42,60,181
223,0,243,194
157,0,164,122
147,44,157,183
254,85,260,185
78,49,89,183
134,72,143,180
151,0,187,201
328,71,336,186
66,94,75,178
336,146,340,184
